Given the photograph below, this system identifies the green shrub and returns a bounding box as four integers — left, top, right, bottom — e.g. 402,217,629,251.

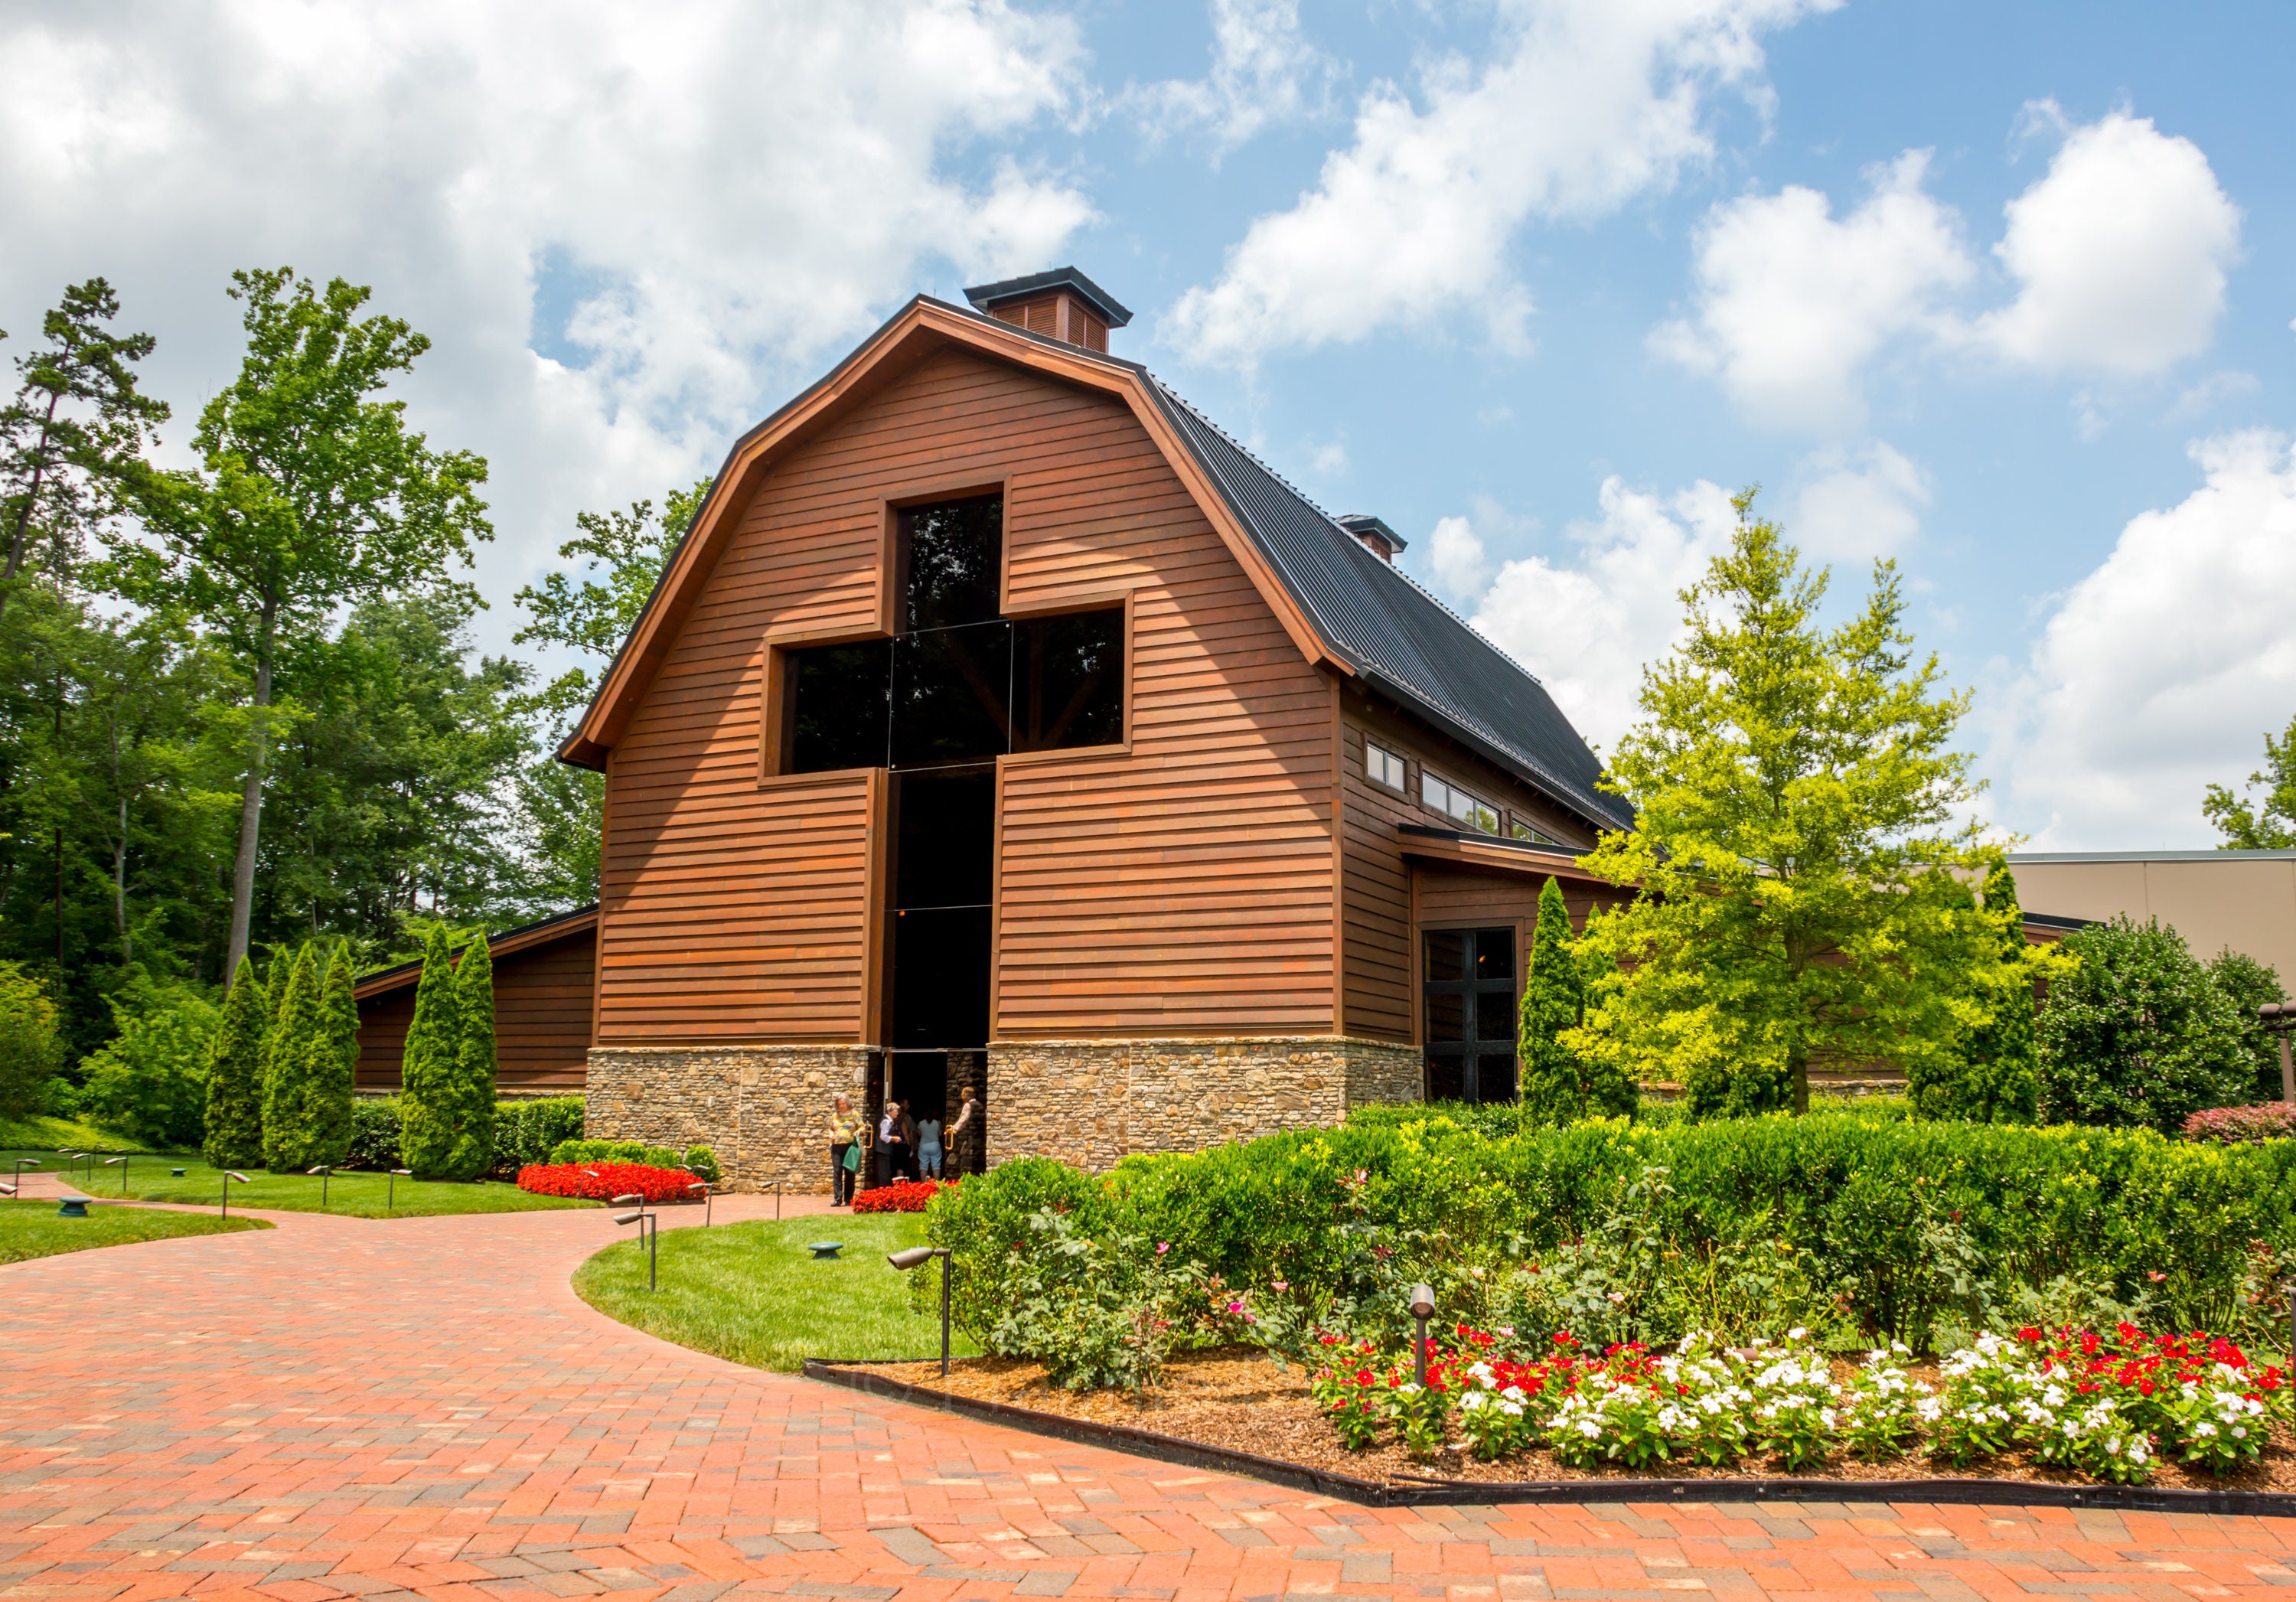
2206,948,2287,1102
683,1144,721,1183
2038,915,2250,1132
545,1137,690,1171
347,1097,403,1170
315,946,358,1166
943,1113,2296,1357
398,928,465,1179
202,959,266,1168
77,974,219,1148
1518,878,1636,1124
492,1096,585,1173
0,961,62,1120
448,935,497,1179
262,944,331,1172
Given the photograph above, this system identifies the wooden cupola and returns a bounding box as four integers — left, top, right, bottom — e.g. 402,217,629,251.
1336,514,1407,563
963,266,1132,354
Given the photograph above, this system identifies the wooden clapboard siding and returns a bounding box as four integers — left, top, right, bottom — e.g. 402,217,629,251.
355,922,597,1094
996,366,1334,1036
598,342,1336,1042
1339,693,1606,1041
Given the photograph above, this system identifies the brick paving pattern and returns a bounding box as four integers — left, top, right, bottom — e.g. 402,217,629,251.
3,1197,2292,1602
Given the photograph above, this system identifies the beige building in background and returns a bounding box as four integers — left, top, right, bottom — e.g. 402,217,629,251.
2010,850,2296,978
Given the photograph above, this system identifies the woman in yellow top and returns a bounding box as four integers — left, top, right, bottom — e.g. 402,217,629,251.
827,1094,866,1206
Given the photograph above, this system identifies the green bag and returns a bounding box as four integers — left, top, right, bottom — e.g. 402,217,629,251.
842,1143,861,1172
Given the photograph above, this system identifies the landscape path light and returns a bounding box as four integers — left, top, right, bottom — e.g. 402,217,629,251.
887,1245,953,1375
386,1169,413,1216
103,1156,131,1195
2259,1003,2296,1102
683,1166,713,1227
1409,1283,1437,1388
307,1166,332,1209
11,1158,40,1190
220,1171,252,1219
614,1203,657,1290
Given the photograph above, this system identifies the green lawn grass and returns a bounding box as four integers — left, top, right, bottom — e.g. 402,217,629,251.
0,1114,165,1155
0,1196,271,1264
573,1213,980,1372
17,1152,595,1219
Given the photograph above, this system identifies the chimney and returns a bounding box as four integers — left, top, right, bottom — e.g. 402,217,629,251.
963,266,1132,354
1337,514,1407,563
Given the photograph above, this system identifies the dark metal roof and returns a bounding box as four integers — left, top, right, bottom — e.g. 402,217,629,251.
354,902,599,997
1141,381,1632,833
1336,514,1407,553
962,266,1133,328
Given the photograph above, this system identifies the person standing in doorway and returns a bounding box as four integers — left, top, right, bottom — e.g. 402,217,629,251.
876,1099,907,1189
827,1094,863,1206
948,1084,985,1176
916,1104,944,1179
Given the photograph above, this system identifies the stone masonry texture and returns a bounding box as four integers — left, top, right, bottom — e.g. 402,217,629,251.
988,1035,1424,1170
586,1044,872,1192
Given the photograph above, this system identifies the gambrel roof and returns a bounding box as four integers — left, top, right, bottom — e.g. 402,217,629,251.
561,295,1631,834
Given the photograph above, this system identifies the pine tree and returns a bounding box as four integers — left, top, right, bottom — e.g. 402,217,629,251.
261,943,327,1170
398,927,464,1179
315,944,360,1165
201,958,267,1167
444,933,497,1181
1520,879,1588,1124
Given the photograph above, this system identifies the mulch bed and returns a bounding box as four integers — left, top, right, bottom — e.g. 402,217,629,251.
845,1346,2296,1496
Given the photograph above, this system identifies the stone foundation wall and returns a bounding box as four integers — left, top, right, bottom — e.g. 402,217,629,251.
988,1036,1423,1172
583,1046,872,1193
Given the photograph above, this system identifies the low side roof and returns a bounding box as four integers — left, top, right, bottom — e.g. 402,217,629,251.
353,904,598,1004
559,295,1629,833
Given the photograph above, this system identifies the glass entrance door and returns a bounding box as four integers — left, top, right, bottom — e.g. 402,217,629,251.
1423,926,1518,1104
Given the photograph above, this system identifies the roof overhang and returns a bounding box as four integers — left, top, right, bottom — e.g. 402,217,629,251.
1397,824,1615,886
354,905,599,1004
556,297,1345,769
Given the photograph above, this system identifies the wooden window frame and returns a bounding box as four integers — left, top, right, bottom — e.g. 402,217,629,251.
1000,589,1134,766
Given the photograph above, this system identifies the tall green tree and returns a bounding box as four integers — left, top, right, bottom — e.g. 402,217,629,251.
1567,491,1998,1117
0,961,61,1119
2203,716,2296,848
508,480,709,906
1518,877,1636,1124
1908,865,2052,1122
118,269,491,982
201,955,267,1166
317,943,360,1164
398,926,464,1179
448,933,497,1179
261,942,328,1170
1,278,168,611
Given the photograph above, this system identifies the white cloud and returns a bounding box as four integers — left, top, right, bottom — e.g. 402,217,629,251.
1993,430,2296,847
1659,108,2242,431
1163,0,1831,370
1126,0,1334,158
1427,514,1492,602
1461,475,1738,749
0,0,1091,657
2166,370,2260,423
1788,439,1930,560
1650,152,1971,431
1975,107,2242,376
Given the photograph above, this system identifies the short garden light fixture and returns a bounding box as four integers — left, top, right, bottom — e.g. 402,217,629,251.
387,1169,413,1215
887,1245,954,1375
686,1178,712,1226
1408,1283,1437,1388
220,1170,252,1219
307,1165,332,1209
103,1155,131,1195
615,1206,658,1290
11,1158,40,1190
2259,1003,2296,1102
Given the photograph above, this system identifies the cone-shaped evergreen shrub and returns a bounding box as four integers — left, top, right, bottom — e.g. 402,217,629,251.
262,944,330,1170
202,958,268,1168
1519,879,1639,1124
1910,866,2041,1122
315,944,360,1165
398,928,465,1179
257,945,292,1083
439,934,498,1181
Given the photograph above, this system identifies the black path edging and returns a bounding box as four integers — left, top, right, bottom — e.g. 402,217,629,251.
803,1362,2296,1517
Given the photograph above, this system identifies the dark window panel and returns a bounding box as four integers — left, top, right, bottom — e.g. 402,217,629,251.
1424,929,1465,983
1476,990,1515,1043
788,639,891,774
1476,1055,1518,1104
890,905,991,1050
902,496,1003,631
891,622,1012,768
894,768,996,910
1474,928,1515,982
1426,993,1465,1042
1015,608,1124,751
1425,1055,1463,1103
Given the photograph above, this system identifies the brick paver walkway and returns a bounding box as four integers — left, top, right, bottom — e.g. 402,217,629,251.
3,1199,2292,1602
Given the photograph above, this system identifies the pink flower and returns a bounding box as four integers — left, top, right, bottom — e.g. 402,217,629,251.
1156,1241,1169,1255
1227,1300,1245,1314
1272,1280,1288,1292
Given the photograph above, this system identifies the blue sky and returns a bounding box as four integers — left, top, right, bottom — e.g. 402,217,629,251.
3,1,2292,847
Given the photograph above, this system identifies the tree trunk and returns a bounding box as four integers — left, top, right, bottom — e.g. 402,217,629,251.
224,599,278,984
1789,1044,1810,1116
53,826,64,965
114,794,130,964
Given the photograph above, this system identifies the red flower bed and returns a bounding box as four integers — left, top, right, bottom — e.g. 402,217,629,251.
517,1162,701,1202
853,1177,954,1213
2183,1101,2296,1143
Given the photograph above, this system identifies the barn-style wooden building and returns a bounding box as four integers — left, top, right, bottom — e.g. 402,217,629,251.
556,267,1634,1187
